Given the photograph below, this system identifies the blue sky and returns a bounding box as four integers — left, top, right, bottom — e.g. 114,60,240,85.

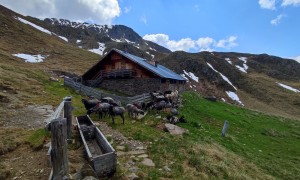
114,0,300,59
1,0,299,60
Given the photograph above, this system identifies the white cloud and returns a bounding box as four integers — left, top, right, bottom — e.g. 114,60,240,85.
143,34,195,51
271,14,285,25
140,15,147,25
216,36,238,49
282,0,300,6
0,0,121,24
259,0,276,10
143,34,238,52
293,56,300,63
196,37,215,49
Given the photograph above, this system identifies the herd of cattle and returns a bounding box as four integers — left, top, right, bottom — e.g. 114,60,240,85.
81,90,186,125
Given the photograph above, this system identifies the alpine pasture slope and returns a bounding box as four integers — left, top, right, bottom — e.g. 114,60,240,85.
0,4,300,180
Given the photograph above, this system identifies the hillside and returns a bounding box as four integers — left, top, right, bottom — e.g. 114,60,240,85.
158,51,300,120
0,4,300,179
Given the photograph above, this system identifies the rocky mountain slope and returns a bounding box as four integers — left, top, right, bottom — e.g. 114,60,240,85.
28,17,171,59
159,51,300,119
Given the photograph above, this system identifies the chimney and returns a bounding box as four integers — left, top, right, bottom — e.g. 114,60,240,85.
154,61,158,67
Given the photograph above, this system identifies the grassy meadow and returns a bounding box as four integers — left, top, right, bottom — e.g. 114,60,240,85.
1,76,299,179
85,90,300,179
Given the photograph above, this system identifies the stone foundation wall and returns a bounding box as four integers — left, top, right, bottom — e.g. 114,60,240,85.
99,78,161,96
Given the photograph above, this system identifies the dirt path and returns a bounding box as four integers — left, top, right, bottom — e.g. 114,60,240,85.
1,144,51,180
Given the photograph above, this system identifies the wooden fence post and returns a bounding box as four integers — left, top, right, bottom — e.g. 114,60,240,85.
64,98,72,139
50,118,69,180
221,120,229,137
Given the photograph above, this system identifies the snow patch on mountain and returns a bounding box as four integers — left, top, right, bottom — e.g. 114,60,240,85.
149,47,157,51
112,38,122,42
225,58,232,64
125,39,135,44
236,57,248,73
183,70,198,82
76,40,82,43
58,36,68,42
13,53,48,63
180,74,189,81
146,51,155,59
88,42,106,55
226,91,244,106
207,63,237,90
17,17,52,35
277,82,300,93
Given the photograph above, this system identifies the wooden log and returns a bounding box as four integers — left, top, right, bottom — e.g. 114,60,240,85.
50,118,69,180
64,100,72,139
221,120,229,137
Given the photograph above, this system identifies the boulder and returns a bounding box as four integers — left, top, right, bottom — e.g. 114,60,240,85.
164,123,187,135
141,158,155,167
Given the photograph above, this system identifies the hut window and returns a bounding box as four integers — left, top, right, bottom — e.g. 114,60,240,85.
170,79,176,84
161,79,166,83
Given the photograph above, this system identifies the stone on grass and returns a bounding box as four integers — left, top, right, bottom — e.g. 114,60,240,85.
141,158,155,167
128,167,140,173
164,123,187,135
127,173,139,180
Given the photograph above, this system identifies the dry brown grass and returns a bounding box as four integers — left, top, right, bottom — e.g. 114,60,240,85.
186,143,274,180
239,73,300,120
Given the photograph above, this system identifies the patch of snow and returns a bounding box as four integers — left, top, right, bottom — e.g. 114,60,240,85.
58,36,68,42
78,46,82,48
221,98,226,102
146,51,155,59
13,53,48,63
16,17,52,35
236,57,248,73
149,47,157,51
238,57,247,63
76,40,82,43
183,70,199,82
180,74,189,81
225,58,232,64
125,39,135,44
134,45,140,49
235,65,247,73
88,42,106,55
207,63,237,90
112,38,122,42
226,91,244,106
277,82,300,93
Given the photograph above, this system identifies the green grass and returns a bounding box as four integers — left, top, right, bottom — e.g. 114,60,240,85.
26,128,50,150
179,92,300,179
91,91,300,179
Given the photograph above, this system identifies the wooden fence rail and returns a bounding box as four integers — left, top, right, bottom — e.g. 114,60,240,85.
64,77,151,104
45,96,72,180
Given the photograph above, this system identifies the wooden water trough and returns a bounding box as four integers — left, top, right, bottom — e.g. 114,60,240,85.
76,115,116,177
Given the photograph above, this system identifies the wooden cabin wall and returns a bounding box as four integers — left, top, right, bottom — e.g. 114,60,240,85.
94,52,158,78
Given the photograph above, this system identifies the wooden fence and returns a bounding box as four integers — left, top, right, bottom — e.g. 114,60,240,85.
45,96,72,180
64,77,151,104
